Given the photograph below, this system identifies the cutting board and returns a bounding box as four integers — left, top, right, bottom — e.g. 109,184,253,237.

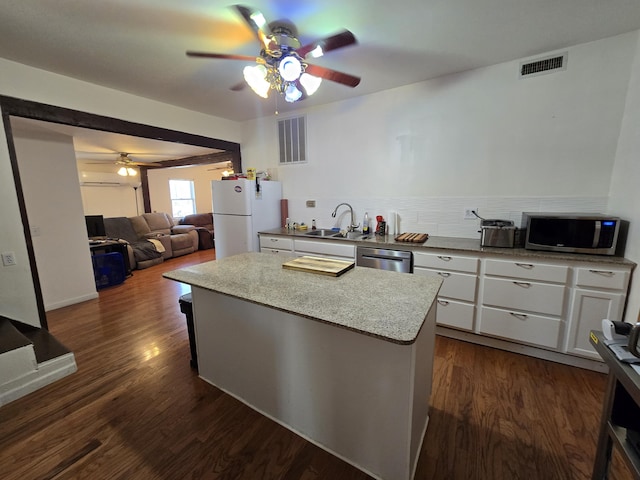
394,232,429,243
282,256,355,277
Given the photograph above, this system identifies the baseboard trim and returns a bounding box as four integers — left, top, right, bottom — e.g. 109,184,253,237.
436,326,608,373
45,292,98,312
0,352,77,407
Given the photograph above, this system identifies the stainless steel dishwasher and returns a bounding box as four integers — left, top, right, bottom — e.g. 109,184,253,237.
356,246,413,273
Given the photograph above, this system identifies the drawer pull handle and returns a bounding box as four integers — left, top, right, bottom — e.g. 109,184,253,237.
270,238,278,242
438,256,452,261
513,281,531,288
509,312,529,320
437,299,450,306
515,263,534,269
438,272,451,278
589,269,614,276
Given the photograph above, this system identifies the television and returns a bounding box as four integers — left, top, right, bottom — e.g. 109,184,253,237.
85,215,106,239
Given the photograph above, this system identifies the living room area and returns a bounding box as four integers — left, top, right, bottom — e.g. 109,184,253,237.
10,116,233,313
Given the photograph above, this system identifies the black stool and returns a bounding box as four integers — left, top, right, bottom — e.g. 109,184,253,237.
178,293,198,371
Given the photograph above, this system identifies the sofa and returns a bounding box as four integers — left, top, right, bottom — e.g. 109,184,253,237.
179,213,214,250
104,213,199,270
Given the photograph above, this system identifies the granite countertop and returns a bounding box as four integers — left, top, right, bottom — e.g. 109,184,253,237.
260,228,636,267
163,252,443,345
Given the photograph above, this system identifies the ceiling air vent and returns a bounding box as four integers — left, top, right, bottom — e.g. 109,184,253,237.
278,115,307,164
520,52,567,78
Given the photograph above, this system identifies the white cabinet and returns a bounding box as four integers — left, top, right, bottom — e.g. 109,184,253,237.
565,266,629,359
479,258,568,350
414,252,479,331
293,239,355,261
259,235,293,254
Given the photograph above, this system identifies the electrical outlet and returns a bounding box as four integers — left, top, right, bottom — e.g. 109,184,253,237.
306,200,316,208
464,207,479,220
2,252,17,266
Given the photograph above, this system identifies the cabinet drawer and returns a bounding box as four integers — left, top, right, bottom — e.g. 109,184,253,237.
574,267,630,291
294,239,355,259
260,247,290,255
435,298,474,331
259,236,293,251
484,259,568,283
479,306,561,349
414,268,477,302
413,252,479,273
482,277,565,316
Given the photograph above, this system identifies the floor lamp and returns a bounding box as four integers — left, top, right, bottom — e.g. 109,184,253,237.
132,182,141,215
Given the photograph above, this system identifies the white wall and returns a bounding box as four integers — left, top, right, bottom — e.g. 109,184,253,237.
609,31,640,323
147,164,224,219
13,129,98,311
79,165,142,218
241,32,637,237
0,57,241,325
0,131,40,326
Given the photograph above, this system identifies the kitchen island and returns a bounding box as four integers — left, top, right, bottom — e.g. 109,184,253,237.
164,252,442,480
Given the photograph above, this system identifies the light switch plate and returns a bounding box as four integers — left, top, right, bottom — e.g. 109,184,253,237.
2,252,17,266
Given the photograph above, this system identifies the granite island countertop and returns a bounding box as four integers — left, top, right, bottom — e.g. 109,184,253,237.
163,252,443,345
260,228,636,267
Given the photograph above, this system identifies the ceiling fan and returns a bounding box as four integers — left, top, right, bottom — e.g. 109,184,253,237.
186,4,360,103
82,152,162,167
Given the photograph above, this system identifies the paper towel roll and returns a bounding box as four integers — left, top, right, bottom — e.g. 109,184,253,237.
387,211,397,235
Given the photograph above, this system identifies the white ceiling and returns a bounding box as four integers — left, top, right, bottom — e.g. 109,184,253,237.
2,0,640,124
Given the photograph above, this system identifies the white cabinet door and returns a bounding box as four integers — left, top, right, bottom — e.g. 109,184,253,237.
479,306,561,349
293,239,355,260
259,235,293,252
566,288,625,359
435,299,475,331
414,268,477,302
482,277,566,316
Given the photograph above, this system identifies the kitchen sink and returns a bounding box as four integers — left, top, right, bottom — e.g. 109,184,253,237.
333,231,364,240
304,229,340,237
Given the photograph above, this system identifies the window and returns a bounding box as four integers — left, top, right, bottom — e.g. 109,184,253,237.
169,179,195,218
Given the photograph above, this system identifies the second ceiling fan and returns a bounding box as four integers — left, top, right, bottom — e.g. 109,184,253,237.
186,4,360,103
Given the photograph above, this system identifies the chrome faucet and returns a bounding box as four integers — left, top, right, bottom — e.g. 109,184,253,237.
331,203,359,232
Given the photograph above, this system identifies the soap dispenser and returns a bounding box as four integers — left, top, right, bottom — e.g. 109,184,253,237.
362,212,370,234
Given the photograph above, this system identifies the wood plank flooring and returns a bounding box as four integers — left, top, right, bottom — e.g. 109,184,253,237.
0,249,633,479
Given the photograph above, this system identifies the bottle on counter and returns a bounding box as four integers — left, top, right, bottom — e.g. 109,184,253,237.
363,212,370,234
312,219,317,230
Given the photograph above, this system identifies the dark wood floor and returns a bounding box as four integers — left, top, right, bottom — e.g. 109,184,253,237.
0,249,633,479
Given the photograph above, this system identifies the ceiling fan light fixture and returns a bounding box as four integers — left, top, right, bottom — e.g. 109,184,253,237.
300,73,322,96
243,65,270,98
284,84,302,103
117,167,138,177
278,55,302,82
308,46,324,58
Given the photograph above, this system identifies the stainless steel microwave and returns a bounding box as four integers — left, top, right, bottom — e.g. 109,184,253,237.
521,213,623,256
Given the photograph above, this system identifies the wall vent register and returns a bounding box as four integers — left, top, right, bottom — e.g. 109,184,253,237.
520,53,567,78
278,115,307,164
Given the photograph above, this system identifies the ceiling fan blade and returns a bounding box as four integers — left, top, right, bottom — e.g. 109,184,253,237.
304,64,361,88
186,51,256,61
234,5,272,49
296,30,357,59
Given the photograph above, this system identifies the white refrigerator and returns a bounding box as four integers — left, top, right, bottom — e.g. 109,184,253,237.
212,179,282,259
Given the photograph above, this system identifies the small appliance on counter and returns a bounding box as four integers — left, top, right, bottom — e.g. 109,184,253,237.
521,212,625,256
473,211,517,248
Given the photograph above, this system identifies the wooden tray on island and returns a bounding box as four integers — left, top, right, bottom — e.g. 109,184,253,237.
282,256,355,277
394,232,429,243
